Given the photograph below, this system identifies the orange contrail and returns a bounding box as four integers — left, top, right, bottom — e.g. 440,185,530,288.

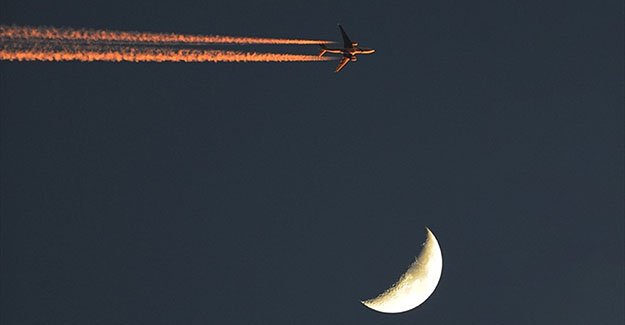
0,25,333,45
0,45,333,62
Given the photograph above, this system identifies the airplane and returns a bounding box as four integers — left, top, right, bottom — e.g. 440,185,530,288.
319,24,375,73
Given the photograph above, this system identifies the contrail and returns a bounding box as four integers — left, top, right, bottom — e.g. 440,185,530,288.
0,25,333,45
0,44,334,62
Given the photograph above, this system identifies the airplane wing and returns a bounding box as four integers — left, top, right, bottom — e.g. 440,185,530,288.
335,56,350,73
338,25,353,48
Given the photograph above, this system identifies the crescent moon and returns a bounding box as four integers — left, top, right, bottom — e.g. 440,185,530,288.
361,227,443,313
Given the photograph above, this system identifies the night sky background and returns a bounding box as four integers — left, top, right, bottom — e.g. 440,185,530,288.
1,0,623,324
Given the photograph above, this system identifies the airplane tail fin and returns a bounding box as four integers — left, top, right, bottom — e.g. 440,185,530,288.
318,44,327,57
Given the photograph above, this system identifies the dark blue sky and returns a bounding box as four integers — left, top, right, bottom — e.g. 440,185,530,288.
1,0,623,324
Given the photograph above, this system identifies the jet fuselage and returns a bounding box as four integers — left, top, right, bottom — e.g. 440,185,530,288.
323,47,376,57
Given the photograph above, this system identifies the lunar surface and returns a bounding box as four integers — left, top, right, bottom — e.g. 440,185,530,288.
362,227,443,313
